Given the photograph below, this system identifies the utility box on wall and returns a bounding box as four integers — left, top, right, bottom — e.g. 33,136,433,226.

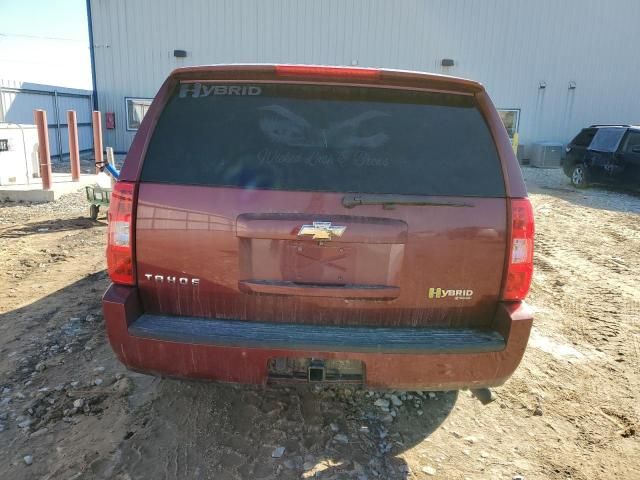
530,142,563,168
106,112,116,129
0,123,39,185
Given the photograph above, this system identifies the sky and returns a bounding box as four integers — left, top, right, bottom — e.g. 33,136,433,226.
0,0,92,90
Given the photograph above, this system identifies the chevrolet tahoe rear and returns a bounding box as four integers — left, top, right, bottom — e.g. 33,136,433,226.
102,65,534,390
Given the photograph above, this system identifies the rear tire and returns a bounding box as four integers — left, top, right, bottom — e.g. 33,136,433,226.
562,159,574,178
571,164,589,188
90,204,99,220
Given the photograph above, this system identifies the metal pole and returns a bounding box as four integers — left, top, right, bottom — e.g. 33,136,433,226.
92,110,103,174
105,146,114,165
105,147,116,187
53,90,63,162
67,110,81,181
0,85,5,122
34,109,53,190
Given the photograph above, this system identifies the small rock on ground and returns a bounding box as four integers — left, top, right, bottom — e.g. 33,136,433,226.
334,433,349,443
271,446,285,458
374,398,390,409
421,465,436,476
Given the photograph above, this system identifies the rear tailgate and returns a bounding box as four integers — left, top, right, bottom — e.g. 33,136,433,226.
133,70,507,328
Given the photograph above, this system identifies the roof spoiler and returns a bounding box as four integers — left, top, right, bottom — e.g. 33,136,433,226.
168,64,485,95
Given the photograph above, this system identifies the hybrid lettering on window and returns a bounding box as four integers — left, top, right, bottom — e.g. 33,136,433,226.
179,83,262,98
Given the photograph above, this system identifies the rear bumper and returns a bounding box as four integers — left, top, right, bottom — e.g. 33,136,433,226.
102,285,533,390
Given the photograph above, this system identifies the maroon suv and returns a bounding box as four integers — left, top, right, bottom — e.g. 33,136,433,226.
103,65,534,390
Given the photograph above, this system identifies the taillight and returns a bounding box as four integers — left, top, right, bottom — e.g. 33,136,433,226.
502,198,534,301
275,65,381,80
107,181,136,285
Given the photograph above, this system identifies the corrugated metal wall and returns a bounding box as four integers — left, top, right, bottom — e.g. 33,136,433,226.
90,0,640,153
0,79,93,159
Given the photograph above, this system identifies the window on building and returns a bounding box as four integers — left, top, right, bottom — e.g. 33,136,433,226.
125,97,152,131
498,109,520,138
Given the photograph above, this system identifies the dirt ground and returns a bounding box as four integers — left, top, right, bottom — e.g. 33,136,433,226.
0,167,638,480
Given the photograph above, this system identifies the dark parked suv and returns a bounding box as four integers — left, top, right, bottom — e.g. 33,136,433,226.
563,125,640,188
103,65,534,390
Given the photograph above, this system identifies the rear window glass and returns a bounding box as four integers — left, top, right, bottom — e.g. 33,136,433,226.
588,128,626,153
141,83,505,196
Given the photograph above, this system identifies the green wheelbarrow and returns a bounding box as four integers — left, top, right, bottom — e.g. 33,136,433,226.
85,185,111,220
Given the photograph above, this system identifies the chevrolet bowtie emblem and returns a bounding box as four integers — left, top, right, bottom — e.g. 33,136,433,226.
298,222,347,240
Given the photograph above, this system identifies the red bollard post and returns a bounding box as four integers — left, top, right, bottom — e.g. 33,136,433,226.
34,109,53,190
67,110,81,181
92,110,103,174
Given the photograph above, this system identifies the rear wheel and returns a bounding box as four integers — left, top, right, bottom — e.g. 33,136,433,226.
90,204,99,220
562,159,575,178
571,164,589,188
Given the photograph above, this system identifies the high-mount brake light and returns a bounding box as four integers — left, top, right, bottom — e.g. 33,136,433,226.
502,198,535,301
275,65,381,80
106,181,136,285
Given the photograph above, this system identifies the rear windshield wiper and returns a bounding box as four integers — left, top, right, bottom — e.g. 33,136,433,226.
342,194,475,209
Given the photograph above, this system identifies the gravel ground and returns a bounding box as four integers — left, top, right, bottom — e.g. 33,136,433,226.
523,166,640,213
0,166,638,479
0,190,89,227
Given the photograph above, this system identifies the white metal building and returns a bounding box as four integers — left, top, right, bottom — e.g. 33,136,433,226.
88,0,640,155
0,79,93,160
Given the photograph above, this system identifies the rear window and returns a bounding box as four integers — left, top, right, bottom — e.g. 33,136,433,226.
141,83,505,196
571,128,597,147
588,128,626,153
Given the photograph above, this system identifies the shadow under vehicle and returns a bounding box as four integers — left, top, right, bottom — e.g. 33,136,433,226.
1,274,461,480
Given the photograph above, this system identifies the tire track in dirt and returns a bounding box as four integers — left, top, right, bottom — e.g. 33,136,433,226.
523,169,639,475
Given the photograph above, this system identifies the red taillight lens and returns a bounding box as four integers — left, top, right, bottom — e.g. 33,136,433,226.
275,65,381,80
106,181,136,285
502,198,535,301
